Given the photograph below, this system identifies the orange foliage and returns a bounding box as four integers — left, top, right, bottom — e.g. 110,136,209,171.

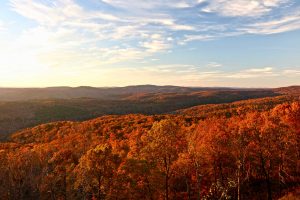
0,101,299,200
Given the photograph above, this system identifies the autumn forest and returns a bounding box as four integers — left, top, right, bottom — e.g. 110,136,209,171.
1,0,300,199
0,86,299,200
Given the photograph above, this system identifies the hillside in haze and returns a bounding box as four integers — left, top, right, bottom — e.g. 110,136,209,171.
2,85,299,102
0,85,277,101
0,85,292,138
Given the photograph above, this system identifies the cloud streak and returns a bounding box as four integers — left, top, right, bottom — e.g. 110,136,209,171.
97,65,299,87
9,0,300,48
0,20,5,32
201,0,289,17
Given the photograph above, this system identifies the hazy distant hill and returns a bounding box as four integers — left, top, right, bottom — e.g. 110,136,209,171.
0,85,275,101
0,85,199,101
274,85,300,95
0,85,299,138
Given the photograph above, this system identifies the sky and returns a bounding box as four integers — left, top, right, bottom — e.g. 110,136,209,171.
0,0,300,88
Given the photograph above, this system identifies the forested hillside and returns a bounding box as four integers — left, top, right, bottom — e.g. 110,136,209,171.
176,95,298,117
0,86,282,138
0,101,299,200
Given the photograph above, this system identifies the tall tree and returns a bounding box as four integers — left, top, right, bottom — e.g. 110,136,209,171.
141,119,184,200
75,144,121,200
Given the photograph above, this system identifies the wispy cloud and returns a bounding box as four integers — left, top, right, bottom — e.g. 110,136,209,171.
8,0,300,47
101,0,199,10
95,65,299,87
0,20,5,31
201,0,289,17
245,67,273,73
283,69,300,76
206,62,223,68
10,0,121,26
225,67,278,78
8,0,177,69
140,34,173,53
241,12,300,34
1,0,300,87
141,64,198,73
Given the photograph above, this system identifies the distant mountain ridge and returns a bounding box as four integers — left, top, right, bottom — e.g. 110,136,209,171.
0,84,278,101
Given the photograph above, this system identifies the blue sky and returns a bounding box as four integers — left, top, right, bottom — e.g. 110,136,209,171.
0,0,299,87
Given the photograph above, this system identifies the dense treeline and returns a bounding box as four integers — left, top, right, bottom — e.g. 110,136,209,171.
0,102,299,200
176,95,296,117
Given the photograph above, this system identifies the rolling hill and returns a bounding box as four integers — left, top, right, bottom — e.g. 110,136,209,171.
0,85,299,139
0,85,279,101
